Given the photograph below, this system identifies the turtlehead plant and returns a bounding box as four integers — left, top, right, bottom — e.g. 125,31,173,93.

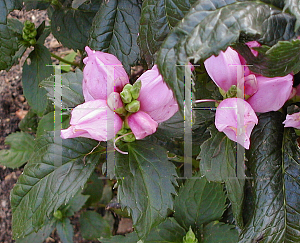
61,47,178,143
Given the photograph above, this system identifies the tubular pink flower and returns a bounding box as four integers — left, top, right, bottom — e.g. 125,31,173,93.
246,75,293,113
127,111,158,139
204,47,244,92
83,46,129,101
215,98,258,149
61,100,123,141
137,65,179,123
283,112,300,129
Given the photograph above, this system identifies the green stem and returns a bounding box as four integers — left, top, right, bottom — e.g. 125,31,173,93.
50,52,80,67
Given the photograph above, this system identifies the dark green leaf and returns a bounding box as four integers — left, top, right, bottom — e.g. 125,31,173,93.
36,111,70,138
234,40,300,77
41,69,84,109
56,218,74,243
15,219,55,243
79,211,111,240
102,218,186,243
11,133,104,238
62,190,89,217
50,6,97,51
36,22,51,45
198,127,244,226
115,141,178,239
174,174,226,231
157,0,297,112
89,0,141,72
22,44,53,116
202,221,238,243
82,172,104,206
0,132,35,168
19,109,39,133
239,112,299,242
138,0,171,67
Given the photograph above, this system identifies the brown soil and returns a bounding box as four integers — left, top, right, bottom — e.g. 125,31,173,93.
0,9,133,243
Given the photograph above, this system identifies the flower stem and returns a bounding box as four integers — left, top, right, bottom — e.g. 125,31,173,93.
114,132,134,155
50,52,80,67
193,99,218,104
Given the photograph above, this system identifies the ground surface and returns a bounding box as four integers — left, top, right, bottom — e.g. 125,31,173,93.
0,9,132,243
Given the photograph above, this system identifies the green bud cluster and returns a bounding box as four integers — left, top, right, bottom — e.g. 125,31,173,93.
22,20,37,45
220,85,242,99
120,80,142,113
183,227,198,243
117,126,136,142
53,210,63,220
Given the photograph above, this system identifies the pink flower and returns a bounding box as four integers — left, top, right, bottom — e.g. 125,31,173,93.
61,48,178,142
283,112,300,129
204,47,243,92
82,47,129,101
215,98,258,149
246,75,293,113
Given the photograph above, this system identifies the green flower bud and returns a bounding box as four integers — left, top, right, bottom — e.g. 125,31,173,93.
183,227,198,243
28,30,37,39
123,83,133,91
53,210,63,220
117,128,129,135
125,100,140,113
24,20,34,29
29,39,36,45
122,133,136,142
120,89,132,104
131,80,141,99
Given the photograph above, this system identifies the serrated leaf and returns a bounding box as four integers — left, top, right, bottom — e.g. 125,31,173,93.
15,219,55,243
102,218,186,243
63,190,89,217
36,111,70,138
115,141,178,239
89,0,141,73
50,7,97,51
234,39,300,77
198,126,244,227
41,69,84,109
11,133,105,238
82,172,104,206
240,112,300,242
22,44,53,116
0,132,35,168
79,211,111,240
157,0,298,113
138,0,171,67
174,174,226,232
202,221,238,243
56,218,74,243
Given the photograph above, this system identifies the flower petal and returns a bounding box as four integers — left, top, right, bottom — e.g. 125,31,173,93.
246,74,293,113
204,47,243,92
83,46,129,101
215,98,258,149
127,111,158,139
283,112,300,129
61,99,123,141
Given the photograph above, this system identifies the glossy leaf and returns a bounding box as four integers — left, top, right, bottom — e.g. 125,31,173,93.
11,133,104,238
56,218,74,243
198,127,244,226
284,0,300,30
79,211,111,240
102,218,186,243
234,39,300,77
202,221,238,243
50,6,97,51
82,172,104,206
157,0,298,112
19,109,39,133
0,132,35,168
115,141,178,239
89,0,141,72
22,44,53,116
41,69,84,109
174,174,226,231
240,112,300,242
61,189,89,217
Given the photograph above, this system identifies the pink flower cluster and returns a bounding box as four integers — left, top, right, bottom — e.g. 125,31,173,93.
204,42,294,149
61,47,178,142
